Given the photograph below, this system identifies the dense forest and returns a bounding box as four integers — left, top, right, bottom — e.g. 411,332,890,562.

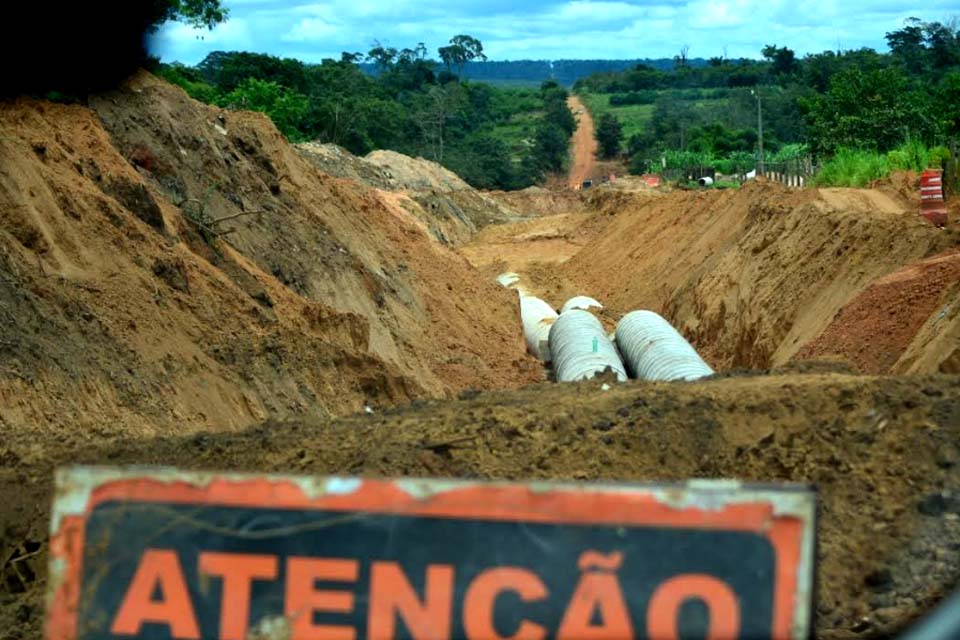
156,37,576,191
575,19,960,186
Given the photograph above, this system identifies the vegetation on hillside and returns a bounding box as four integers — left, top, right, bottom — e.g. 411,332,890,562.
576,19,960,187
157,37,575,191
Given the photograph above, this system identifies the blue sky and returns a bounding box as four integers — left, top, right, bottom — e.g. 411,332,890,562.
151,0,959,64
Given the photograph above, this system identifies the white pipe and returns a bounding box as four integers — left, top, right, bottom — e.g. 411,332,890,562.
497,272,529,298
549,310,627,382
615,310,714,381
520,296,558,362
698,176,714,187
497,272,521,288
560,295,603,314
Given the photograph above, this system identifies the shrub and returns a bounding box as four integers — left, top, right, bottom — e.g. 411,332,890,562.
812,148,889,187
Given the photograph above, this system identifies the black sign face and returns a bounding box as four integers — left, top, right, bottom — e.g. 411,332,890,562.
47,469,816,639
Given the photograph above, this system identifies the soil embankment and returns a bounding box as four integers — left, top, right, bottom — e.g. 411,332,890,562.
481,180,958,372
0,72,541,447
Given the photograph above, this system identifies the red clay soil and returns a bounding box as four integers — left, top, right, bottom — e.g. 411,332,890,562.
567,95,597,189
797,249,960,373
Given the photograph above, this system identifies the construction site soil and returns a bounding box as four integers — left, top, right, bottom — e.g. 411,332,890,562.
1,74,959,639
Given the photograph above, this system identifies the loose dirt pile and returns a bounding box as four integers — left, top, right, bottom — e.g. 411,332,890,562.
3,371,959,639
297,144,520,244
0,72,539,448
294,142,395,189
798,249,960,374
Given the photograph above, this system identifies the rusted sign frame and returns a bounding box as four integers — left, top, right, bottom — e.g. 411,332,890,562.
46,466,816,639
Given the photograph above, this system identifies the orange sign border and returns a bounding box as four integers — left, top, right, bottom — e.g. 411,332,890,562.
47,469,814,639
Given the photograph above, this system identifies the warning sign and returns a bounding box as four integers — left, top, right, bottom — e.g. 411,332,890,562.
46,467,815,639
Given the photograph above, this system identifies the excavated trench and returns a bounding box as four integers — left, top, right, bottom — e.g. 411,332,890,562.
0,74,959,640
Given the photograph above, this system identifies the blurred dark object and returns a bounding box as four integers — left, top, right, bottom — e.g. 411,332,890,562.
0,1,226,97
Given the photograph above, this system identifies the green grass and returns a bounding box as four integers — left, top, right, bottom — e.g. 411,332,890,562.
811,149,889,187
489,110,541,160
578,93,654,140
812,142,951,188
578,90,732,143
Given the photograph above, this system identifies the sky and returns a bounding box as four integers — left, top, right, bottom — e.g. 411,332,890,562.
151,0,960,65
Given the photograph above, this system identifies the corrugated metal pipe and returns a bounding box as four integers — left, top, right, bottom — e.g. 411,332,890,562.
561,295,603,314
549,310,627,382
520,296,558,362
615,310,714,381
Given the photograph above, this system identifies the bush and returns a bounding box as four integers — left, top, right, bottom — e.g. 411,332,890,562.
812,148,890,187
596,113,624,159
609,91,657,106
886,139,950,172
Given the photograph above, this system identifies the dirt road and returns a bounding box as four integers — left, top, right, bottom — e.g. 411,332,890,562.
567,95,597,189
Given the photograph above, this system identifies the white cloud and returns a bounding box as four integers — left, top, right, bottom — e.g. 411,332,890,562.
282,18,340,42
149,0,960,64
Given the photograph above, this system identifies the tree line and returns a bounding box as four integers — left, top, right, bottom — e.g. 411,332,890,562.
580,18,960,179
156,36,575,191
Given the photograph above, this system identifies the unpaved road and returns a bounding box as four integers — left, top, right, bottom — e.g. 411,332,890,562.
567,95,597,189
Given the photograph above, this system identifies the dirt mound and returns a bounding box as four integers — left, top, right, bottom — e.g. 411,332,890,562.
544,179,959,370
295,142,394,189
0,72,540,447
296,144,519,244
3,372,959,639
871,170,921,209
797,249,960,373
486,185,586,217
365,150,520,237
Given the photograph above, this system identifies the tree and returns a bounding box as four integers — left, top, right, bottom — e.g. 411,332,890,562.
596,113,624,159
146,0,228,31
411,85,466,162
805,66,938,153
533,124,569,173
886,18,929,73
942,71,960,139
438,35,488,77
367,41,399,73
762,45,800,76
218,78,309,141
886,18,960,73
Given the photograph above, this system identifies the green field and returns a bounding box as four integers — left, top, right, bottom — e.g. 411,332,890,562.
578,90,733,142
489,110,542,161
578,93,654,140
